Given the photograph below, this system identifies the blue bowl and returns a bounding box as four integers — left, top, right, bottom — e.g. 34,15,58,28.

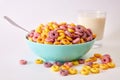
26,38,95,62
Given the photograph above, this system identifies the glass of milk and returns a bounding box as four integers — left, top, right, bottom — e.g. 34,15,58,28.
77,10,106,48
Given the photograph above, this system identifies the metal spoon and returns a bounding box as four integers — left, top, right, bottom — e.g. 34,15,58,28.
4,16,30,33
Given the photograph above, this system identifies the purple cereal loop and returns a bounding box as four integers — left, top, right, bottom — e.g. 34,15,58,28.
74,31,83,36
54,62,63,66
44,62,53,68
87,28,92,34
82,32,87,39
60,69,69,76
103,54,111,58
78,59,85,64
45,37,54,42
85,62,93,67
67,25,75,29
32,36,38,42
48,30,58,39
85,29,91,36
59,25,67,30
85,35,93,42
75,25,84,33
34,32,40,38
72,38,80,44
65,31,72,37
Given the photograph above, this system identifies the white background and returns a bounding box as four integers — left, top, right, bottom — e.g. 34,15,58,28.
0,0,120,80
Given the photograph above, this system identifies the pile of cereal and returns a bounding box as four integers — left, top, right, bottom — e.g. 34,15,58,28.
20,53,116,76
26,22,96,45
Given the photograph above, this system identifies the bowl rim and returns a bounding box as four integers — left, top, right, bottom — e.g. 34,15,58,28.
25,36,96,46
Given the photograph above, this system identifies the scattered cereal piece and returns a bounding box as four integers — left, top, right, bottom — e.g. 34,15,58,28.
90,68,100,74
60,69,69,76
44,62,53,68
80,68,90,75
19,59,27,65
35,59,43,64
107,62,116,68
51,65,60,72
68,68,78,75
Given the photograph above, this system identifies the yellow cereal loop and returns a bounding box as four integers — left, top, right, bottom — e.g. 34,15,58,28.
54,41,61,45
51,65,60,72
35,59,43,64
68,28,75,33
61,39,70,45
37,37,44,43
107,62,116,68
44,27,50,33
57,33,65,40
47,22,53,27
90,68,100,74
68,68,78,75
52,24,58,29
72,60,79,66
82,66,91,71
80,68,90,75
35,27,42,33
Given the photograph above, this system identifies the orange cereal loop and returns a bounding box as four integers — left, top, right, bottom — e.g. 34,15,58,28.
80,38,85,43
107,62,116,68
37,37,44,43
48,26,54,30
100,64,109,70
54,41,61,45
92,63,100,68
66,36,73,41
92,34,96,39
61,65,70,70
89,57,97,62
85,58,93,62
94,53,102,58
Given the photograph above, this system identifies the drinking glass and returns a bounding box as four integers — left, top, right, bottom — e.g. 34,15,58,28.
77,10,106,48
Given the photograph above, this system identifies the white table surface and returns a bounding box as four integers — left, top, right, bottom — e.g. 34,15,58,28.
0,0,120,80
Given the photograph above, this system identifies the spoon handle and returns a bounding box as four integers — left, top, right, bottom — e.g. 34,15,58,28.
4,16,30,33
